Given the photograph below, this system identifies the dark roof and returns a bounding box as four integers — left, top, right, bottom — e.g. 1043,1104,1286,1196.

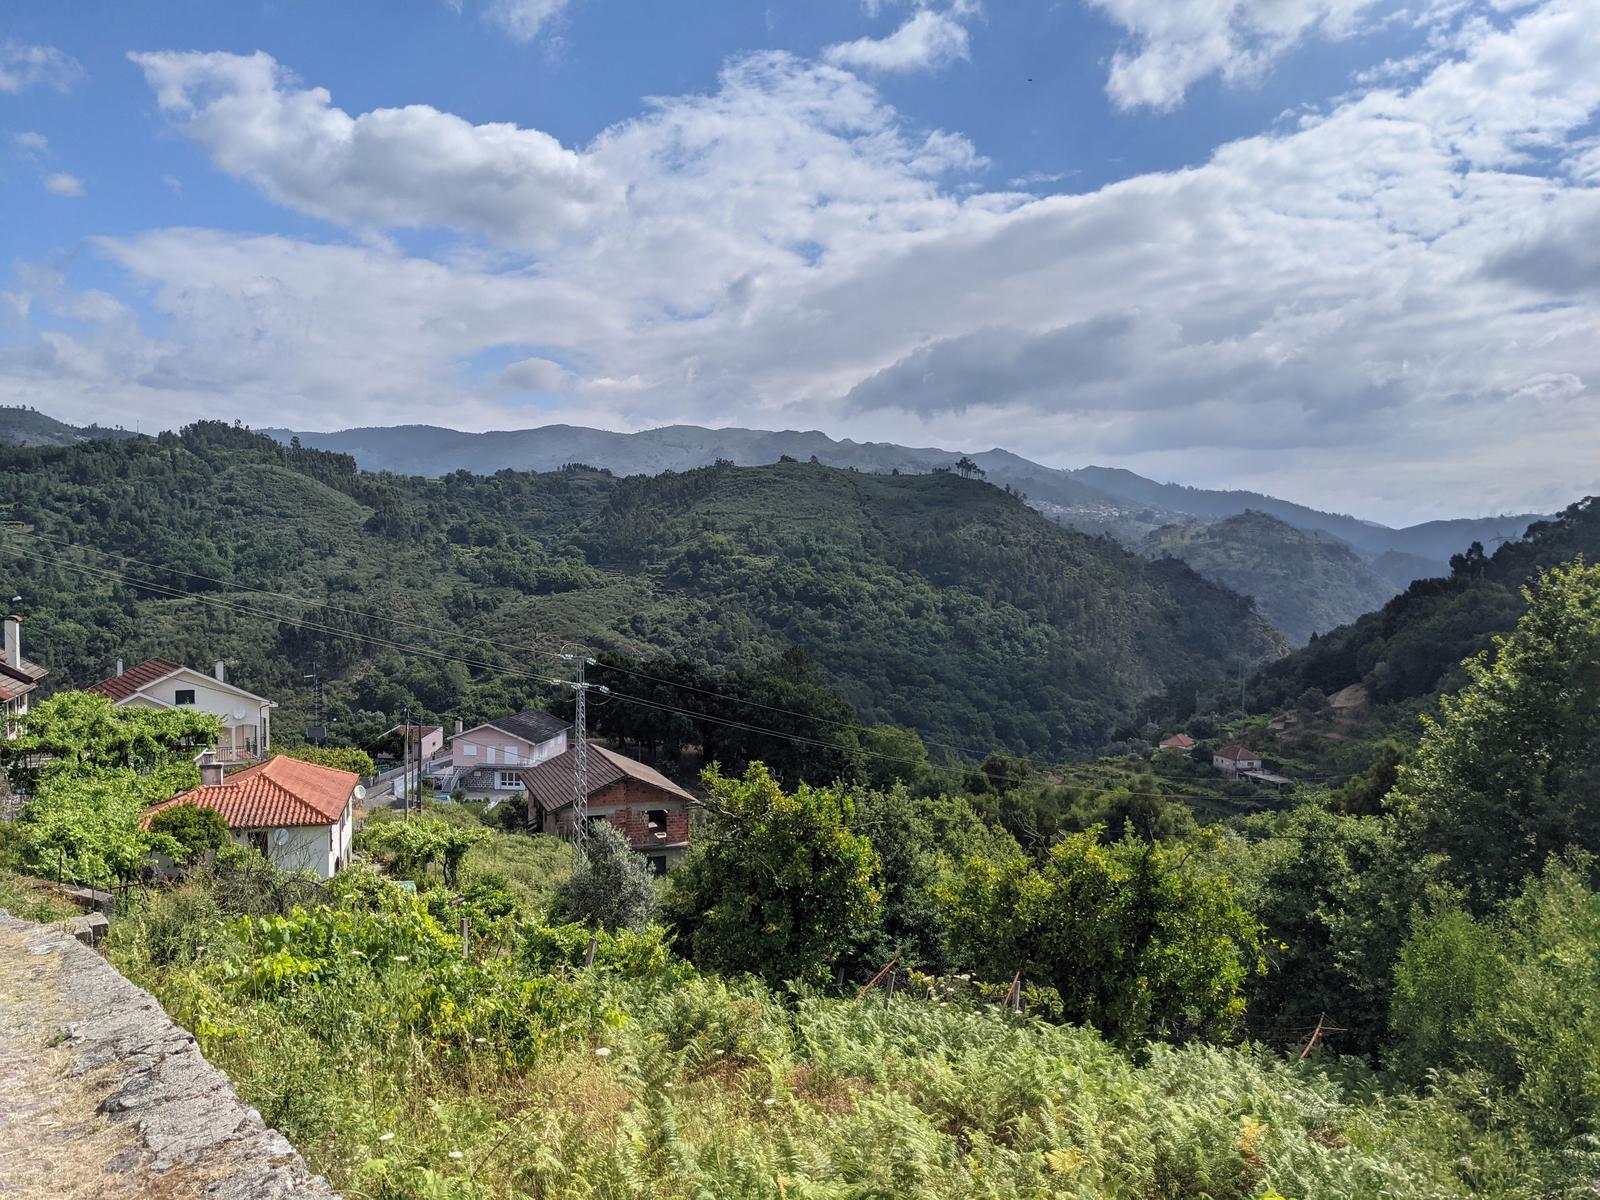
1215,744,1261,761
86,658,182,702
0,657,47,703
465,708,569,746
520,746,694,814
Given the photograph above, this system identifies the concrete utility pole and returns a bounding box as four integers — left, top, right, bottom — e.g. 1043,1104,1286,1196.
562,652,609,858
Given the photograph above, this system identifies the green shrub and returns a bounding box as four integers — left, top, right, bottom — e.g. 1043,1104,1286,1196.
556,822,656,932
148,803,230,863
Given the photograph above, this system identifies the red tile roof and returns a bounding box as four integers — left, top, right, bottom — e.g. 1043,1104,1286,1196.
1214,744,1261,762
1160,734,1196,749
143,755,356,831
86,658,182,702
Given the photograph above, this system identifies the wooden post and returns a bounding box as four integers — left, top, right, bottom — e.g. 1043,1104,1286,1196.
884,967,897,1008
856,956,899,1001
584,933,598,969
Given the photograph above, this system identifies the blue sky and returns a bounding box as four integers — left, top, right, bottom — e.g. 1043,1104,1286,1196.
3,0,1598,522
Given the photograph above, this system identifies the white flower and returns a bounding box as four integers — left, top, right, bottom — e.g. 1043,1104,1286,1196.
449,1150,464,1160
763,1098,776,1107
594,1046,611,1057
378,1133,395,1142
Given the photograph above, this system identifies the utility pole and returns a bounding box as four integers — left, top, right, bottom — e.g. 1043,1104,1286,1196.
562,651,609,857
402,705,411,819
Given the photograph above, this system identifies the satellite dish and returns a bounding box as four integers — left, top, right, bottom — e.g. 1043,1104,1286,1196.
273,829,289,846
353,785,367,801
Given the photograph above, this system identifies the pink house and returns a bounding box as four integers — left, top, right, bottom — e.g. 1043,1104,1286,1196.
449,709,569,800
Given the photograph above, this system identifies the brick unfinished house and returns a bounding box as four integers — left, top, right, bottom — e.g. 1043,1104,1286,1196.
520,746,692,875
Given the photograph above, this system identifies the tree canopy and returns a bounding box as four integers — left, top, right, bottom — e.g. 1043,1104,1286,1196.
664,763,880,985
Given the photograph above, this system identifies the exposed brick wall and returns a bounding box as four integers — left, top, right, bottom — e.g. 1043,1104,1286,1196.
537,777,689,849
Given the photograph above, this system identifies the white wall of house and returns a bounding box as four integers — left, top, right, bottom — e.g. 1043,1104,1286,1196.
117,668,274,757
230,802,351,881
453,727,565,768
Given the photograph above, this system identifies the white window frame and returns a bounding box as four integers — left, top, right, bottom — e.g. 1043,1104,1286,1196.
461,743,477,757
497,771,524,790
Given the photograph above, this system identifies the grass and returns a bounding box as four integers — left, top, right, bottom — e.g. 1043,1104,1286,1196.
0,870,80,923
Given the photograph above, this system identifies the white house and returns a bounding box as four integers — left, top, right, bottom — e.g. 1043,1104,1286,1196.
88,658,276,763
449,709,569,801
144,753,357,880
1213,745,1264,774
1,614,48,739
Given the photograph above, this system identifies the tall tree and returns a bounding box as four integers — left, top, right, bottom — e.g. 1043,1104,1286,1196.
663,763,880,985
938,830,1261,1044
1390,561,1600,902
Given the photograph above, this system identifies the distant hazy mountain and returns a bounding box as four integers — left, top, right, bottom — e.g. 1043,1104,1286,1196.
0,406,87,448
261,420,1540,573
0,405,1535,583
1141,512,1400,645
0,406,142,449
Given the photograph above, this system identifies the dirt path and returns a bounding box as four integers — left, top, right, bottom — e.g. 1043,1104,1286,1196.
0,916,337,1199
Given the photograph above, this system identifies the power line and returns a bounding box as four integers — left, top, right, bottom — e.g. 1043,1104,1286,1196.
9,534,1350,827
9,527,1314,793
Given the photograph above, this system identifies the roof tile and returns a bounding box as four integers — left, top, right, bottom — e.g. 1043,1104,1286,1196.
143,755,356,831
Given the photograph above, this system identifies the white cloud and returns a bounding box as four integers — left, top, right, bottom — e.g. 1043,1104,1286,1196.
13,132,48,159
129,50,611,247
6,1,1600,521
824,9,972,73
42,172,84,197
482,0,572,41
1088,0,1382,110
499,356,570,390
0,40,83,94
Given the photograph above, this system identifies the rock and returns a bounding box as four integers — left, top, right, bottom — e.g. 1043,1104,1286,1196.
0,915,339,1198
52,911,110,947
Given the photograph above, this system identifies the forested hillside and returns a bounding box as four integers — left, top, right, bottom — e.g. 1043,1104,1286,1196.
1142,511,1399,645
1253,496,1600,710
0,423,1282,758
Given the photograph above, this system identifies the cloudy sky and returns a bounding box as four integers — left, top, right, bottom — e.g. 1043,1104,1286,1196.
2,0,1597,523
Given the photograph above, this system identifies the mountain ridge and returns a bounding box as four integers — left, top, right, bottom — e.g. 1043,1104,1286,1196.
255,420,1542,565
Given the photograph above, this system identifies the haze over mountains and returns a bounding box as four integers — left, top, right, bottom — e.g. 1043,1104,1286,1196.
256,421,1541,570
1,406,1543,646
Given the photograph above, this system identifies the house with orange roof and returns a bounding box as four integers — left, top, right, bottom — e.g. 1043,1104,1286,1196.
2,615,48,739
1213,744,1264,774
87,657,276,764
1158,733,1196,753
144,753,358,879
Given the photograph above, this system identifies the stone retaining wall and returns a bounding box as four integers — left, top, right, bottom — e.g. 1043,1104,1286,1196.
0,914,339,1199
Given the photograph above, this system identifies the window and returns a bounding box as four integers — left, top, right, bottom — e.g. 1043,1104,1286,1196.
503,746,520,764
174,688,196,706
498,771,523,790
461,743,477,757
647,855,668,876
646,809,669,837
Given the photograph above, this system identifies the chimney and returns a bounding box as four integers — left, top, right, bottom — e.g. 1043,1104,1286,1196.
116,658,125,677
3,616,19,671
213,659,226,683
454,718,464,735
197,750,224,787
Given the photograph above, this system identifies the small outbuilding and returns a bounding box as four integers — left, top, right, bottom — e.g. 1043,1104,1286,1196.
1213,744,1265,774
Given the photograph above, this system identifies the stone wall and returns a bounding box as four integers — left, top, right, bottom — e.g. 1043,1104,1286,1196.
0,914,339,1199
